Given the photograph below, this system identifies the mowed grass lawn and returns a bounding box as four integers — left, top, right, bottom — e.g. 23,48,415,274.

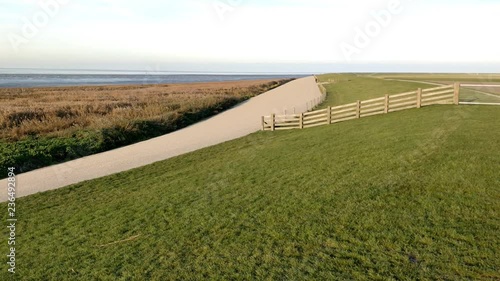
317,74,500,105
317,74,435,107
460,88,500,103
369,73,500,83
2,103,499,280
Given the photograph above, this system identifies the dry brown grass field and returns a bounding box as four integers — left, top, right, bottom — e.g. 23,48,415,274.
0,79,287,141
0,79,290,174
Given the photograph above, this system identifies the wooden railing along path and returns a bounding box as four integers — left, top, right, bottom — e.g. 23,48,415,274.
262,83,460,131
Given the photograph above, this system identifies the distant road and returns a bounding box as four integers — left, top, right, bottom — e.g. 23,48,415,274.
0,76,322,201
385,79,500,99
461,84,500,87
383,78,444,86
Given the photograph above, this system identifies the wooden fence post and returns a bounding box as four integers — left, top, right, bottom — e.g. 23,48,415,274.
454,82,460,105
384,94,389,113
327,106,332,124
261,116,265,131
356,100,361,118
417,88,422,108
271,114,275,131
299,113,304,129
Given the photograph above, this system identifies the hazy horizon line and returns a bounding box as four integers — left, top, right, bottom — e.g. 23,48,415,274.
1,65,500,75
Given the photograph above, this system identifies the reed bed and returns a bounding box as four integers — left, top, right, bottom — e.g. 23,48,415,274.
0,80,288,140
0,79,291,174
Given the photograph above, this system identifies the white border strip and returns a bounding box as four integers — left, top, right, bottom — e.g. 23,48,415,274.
459,102,500,106
462,84,500,87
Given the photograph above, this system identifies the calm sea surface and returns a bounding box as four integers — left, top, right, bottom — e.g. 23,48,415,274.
0,72,306,88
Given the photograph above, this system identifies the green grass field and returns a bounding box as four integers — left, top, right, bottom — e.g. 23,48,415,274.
317,74,434,107
317,74,500,106
368,73,500,83
459,88,500,103
2,77,499,280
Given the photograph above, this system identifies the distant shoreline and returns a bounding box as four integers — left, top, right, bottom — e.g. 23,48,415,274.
0,73,305,88
0,68,311,75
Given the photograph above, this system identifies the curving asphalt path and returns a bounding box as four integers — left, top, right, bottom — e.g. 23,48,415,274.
0,76,322,201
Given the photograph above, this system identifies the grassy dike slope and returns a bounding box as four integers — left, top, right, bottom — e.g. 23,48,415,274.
2,87,499,279
317,74,435,106
317,73,500,105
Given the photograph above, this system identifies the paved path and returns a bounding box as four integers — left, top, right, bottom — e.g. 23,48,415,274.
0,76,322,201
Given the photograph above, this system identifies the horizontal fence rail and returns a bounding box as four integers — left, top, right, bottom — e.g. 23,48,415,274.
262,83,460,131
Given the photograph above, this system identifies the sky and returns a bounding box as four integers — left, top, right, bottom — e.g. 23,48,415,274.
0,0,499,73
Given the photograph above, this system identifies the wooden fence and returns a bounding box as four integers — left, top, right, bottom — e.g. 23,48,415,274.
262,83,460,131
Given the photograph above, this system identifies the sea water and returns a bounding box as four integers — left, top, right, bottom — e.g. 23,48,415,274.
0,69,305,88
